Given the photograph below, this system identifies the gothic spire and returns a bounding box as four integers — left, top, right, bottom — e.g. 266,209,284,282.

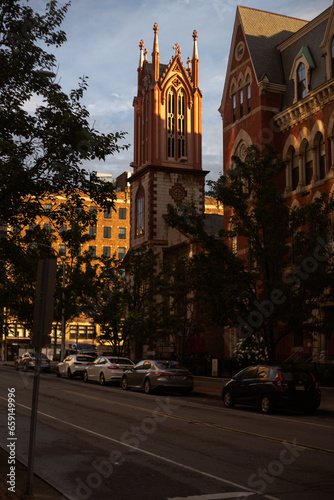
152,22,160,82
192,30,199,88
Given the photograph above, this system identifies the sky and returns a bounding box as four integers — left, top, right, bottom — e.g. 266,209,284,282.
29,0,332,184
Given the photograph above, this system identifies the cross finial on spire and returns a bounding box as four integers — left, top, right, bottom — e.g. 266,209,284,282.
193,30,198,42
173,43,181,56
139,39,145,68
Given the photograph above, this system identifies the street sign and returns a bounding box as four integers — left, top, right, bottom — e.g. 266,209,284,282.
32,258,57,349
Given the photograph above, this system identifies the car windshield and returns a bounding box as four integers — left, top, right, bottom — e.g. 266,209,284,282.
75,356,93,362
107,358,132,365
77,344,96,350
155,361,186,370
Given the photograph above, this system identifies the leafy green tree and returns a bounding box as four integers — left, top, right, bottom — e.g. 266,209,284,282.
0,0,129,354
166,145,334,361
160,256,204,362
122,247,161,359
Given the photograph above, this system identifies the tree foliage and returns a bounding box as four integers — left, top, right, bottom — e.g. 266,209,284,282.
0,0,129,344
166,145,334,361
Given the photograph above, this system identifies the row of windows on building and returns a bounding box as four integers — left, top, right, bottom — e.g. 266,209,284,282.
57,244,126,259
287,135,327,191
43,205,127,220
38,224,128,240
232,83,251,123
5,323,95,341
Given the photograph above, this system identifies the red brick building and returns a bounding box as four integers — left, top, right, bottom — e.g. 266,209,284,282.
219,3,334,360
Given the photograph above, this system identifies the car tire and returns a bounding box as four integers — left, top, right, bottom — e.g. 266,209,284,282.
261,394,272,414
67,368,72,379
144,378,151,394
83,371,89,383
223,390,234,408
56,368,61,377
121,376,129,390
99,373,106,385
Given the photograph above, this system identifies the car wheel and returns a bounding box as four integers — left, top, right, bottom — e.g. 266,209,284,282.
144,378,151,394
261,394,272,414
67,368,72,379
83,371,89,383
121,376,129,390
99,373,106,386
56,368,61,377
223,390,234,408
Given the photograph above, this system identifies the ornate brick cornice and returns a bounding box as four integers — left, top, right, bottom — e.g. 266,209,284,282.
274,80,334,131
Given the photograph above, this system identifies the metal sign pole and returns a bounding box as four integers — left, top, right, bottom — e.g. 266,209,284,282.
25,258,57,495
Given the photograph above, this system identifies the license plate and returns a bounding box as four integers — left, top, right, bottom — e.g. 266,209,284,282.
295,386,305,391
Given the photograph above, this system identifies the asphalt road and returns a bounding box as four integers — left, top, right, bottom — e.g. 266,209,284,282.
1,365,334,500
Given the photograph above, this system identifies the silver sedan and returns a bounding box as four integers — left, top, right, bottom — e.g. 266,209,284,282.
56,354,95,378
121,359,194,394
83,356,135,385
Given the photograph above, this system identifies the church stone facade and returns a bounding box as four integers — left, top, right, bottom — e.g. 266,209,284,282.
129,24,207,261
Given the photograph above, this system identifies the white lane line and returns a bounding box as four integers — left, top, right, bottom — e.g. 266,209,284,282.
168,492,255,499
0,398,280,500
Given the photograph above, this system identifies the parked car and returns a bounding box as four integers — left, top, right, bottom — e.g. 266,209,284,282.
83,356,135,385
121,359,194,395
15,351,50,372
222,364,321,414
65,343,98,358
56,354,95,378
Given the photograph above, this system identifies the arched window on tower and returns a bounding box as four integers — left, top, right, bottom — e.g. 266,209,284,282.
167,89,175,159
297,62,306,100
136,187,145,236
167,87,186,160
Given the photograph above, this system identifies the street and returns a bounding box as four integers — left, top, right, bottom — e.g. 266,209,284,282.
1,364,334,500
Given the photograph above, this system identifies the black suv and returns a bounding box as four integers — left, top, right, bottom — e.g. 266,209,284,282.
222,365,321,414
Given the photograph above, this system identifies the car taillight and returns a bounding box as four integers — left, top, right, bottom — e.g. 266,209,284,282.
107,365,118,370
309,371,319,390
273,370,284,389
156,372,171,377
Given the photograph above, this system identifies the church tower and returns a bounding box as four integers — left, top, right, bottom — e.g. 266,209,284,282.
129,24,207,258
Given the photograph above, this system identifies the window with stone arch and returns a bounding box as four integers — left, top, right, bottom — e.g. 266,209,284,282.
135,187,145,236
314,132,327,180
287,145,299,191
303,140,313,185
167,87,186,160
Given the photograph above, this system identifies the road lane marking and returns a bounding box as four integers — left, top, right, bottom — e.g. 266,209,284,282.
60,390,334,457
168,493,255,499
0,398,279,500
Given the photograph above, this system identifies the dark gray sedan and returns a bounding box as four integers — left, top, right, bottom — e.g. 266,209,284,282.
121,359,194,395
